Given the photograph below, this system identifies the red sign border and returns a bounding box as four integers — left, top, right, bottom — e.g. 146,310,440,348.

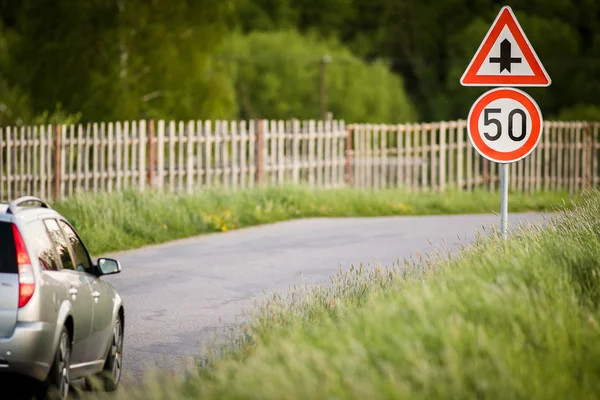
460,6,551,87
467,87,543,164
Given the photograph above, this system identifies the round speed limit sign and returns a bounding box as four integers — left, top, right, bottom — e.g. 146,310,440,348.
467,87,543,164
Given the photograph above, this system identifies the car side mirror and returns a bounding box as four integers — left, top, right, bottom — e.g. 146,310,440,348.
97,258,122,276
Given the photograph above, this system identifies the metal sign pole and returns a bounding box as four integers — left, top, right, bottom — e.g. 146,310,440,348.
460,6,551,241
499,163,509,239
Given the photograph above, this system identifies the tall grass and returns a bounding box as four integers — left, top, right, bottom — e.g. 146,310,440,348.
50,185,573,256
78,190,600,399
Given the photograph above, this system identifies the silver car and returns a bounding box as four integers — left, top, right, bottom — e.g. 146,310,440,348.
0,196,125,399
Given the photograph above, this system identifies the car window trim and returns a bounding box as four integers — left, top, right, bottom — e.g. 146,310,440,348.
57,218,95,275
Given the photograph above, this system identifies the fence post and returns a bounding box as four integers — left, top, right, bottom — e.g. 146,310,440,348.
586,122,593,190
256,119,264,185
148,120,156,189
345,125,353,186
483,157,489,188
439,121,447,192
53,124,62,200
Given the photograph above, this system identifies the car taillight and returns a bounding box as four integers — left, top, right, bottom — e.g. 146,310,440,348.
12,224,35,308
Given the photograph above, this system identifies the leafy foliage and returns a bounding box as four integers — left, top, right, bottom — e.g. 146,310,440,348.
234,0,600,122
221,30,418,122
0,0,599,125
555,105,600,121
1,0,236,124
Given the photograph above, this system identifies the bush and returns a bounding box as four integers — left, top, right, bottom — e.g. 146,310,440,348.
555,104,600,122
220,29,419,123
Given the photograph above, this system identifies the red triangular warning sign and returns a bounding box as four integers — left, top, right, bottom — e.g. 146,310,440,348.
460,6,551,87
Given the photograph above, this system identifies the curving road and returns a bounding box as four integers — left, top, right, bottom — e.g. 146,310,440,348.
99,212,548,386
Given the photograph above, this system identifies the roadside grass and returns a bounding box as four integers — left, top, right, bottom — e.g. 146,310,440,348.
80,190,600,400
50,185,574,256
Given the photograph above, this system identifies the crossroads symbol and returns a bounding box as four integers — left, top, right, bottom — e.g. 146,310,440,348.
489,39,522,73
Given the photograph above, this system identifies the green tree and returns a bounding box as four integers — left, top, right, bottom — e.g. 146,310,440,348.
221,29,418,123
232,0,600,122
234,0,298,31
2,0,599,125
0,21,29,126
356,0,600,121
4,0,236,123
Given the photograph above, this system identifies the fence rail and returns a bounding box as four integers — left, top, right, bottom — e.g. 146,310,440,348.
1,119,598,201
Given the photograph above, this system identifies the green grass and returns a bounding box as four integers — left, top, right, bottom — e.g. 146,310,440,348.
50,185,574,256
75,188,600,400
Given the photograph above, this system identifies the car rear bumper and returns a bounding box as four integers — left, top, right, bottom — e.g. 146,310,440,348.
0,321,57,381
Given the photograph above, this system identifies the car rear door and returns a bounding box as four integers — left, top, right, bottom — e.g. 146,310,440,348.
57,219,115,362
0,220,19,338
43,218,94,365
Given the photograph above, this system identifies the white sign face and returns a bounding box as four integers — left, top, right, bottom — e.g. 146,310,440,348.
475,26,534,77
467,87,543,164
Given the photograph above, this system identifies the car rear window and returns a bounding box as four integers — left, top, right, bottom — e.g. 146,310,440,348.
0,222,17,274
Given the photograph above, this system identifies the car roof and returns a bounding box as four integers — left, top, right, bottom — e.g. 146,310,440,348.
0,196,59,222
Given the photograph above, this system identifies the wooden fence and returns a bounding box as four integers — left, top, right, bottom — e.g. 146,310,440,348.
0,119,598,201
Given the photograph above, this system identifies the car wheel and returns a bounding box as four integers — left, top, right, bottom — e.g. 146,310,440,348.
46,325,71,400
104,316,124,391
86,316,123,392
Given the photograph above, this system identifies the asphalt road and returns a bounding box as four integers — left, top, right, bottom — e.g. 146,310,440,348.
98,212,549,387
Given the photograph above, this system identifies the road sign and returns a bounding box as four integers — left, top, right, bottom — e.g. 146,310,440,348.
467,87,543,164
460,5,551,87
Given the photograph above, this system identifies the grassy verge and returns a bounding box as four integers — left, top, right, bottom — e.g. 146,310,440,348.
80,190,600,400
50,185,574,255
